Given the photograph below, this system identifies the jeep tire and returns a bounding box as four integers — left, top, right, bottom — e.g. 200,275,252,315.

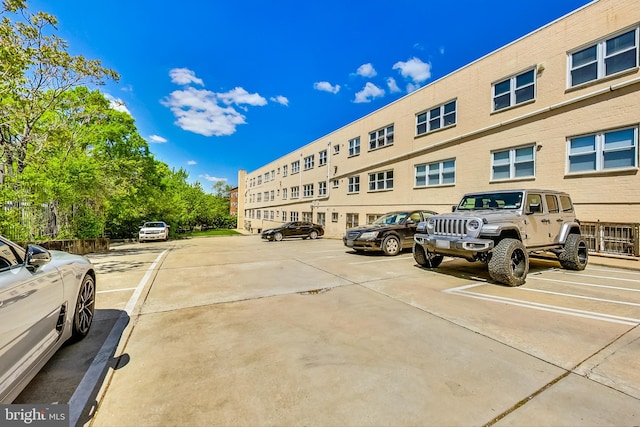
488,238,529,286
558,234,588,271
413,244,444,268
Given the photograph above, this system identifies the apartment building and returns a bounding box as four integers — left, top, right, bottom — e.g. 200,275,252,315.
238,0,639,243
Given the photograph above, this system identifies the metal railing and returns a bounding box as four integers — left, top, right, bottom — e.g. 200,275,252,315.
580,222,639,258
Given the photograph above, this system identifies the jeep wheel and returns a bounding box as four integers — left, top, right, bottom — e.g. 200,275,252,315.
381,235,401,256
413,244,444,268
558,234,588,271
488,238,529,286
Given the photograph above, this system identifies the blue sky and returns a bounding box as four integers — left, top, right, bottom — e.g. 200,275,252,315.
30,0,592,190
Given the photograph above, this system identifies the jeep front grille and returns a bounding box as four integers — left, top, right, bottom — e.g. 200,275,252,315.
433,218,468,237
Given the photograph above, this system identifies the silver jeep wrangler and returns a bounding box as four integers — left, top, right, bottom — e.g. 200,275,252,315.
413,189,588,286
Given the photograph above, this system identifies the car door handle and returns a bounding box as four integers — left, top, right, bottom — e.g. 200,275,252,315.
556,219,564,222
541,219,551,224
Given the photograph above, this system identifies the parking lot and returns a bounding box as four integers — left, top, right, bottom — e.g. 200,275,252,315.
16,235,640,426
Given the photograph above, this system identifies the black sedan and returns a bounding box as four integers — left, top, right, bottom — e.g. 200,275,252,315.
343,210,437,256
262,221,324,241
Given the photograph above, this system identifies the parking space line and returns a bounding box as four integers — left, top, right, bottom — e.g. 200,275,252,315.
97,287,137,294
349,255,414,265
68,249,168,426
444,283,639,326
530,276,640,292
520,287,640,307
547,270,640,283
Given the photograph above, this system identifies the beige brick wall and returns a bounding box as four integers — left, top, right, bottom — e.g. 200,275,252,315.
239,0,640,238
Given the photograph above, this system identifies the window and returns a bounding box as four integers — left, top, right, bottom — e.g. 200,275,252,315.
545,195,559,214
348,176,360,193
270,190,274,201
263,210,268,219
493,69,535,111
291,160,300,174
302,212,312,222
368,170,393,191
415,159,456,187
348,137,361,156
332,179,339,188
492,145,535,180
319,150,327,166
264,172,270,182
264,191,268,201
282,188,287,199
567,127,637,173
257,176,262,185
282,211,287,221
318,181,327,197
369,125,394,150
346,213,359,228
333,144,340,154
291,186,299,198
332,212,339,222
417,100,456,135
303,184,314,197
569,28,638,87
257,193,262,202
290,212,299,221
317,212,326,226
559,195,574,213
367,214,383,224
304,155,315,170
283,165,288,176
256,210,261,219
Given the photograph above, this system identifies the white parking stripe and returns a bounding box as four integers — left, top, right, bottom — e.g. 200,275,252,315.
350,255,414,265
521,287,640,307
444,283,640,326
529,276,640,292
68,249,168,426
547,270,640,283
96,287,137,294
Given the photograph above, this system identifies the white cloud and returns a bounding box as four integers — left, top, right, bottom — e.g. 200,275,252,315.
200,174,228,182
270,95,289,106
161,87,247,137
356,63,377,78
354,82,385,103
313,81,340,94
392,57,432,84
105,94,131,115
406,83,421,93
217,87,267,107
187,160,197,165
387,77,401,93
149,135,168,143
169,68,204,86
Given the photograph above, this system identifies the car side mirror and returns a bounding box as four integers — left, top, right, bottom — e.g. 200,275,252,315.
26,244,51,270
527,203,541,214
405,219,415,226
451,205,457,212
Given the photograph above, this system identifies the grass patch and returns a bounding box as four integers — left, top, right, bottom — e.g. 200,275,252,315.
183,228,243,237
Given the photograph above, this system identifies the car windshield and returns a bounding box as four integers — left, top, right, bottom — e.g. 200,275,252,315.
372,212,409,225
457,192,523,211
144,222,165,228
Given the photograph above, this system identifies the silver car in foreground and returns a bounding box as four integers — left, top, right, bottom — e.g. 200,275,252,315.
0,236,96,403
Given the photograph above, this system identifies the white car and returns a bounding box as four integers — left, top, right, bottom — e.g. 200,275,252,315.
0,236,96,403
138,221,169,242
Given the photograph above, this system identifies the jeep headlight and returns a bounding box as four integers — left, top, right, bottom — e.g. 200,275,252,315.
359,231,379,239
426,218,436,232
467,219,481,232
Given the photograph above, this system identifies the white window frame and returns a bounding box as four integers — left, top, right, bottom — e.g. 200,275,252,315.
333,144,340,155
368,170,393,192
566,126,638,174
257,176,262,185
331,212,339,222
348,176,360,193
491,144,536,181
492,68,536,112
291,186,299,199
318,181,327,197
568,27,639,88
416,100,457,135
346,213,359,229
304,155,315,170
282,188,287,200
291,160,300,174
332,179,339,188
319,150,327,166
290,212,299,221
303,184,314,198
415,159,456,187
283,165,288,176
369,125,394,150
348,137,361,157
282,211,287,221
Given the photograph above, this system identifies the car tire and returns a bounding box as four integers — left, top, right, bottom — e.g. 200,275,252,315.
381,235,401,256
488,238,529,287
309,230,318,240
558,234,588,271
274,232,283,242
413,243,444,268
69,274,95,342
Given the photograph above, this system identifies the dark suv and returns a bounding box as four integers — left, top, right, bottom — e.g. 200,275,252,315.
343,210,437,256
